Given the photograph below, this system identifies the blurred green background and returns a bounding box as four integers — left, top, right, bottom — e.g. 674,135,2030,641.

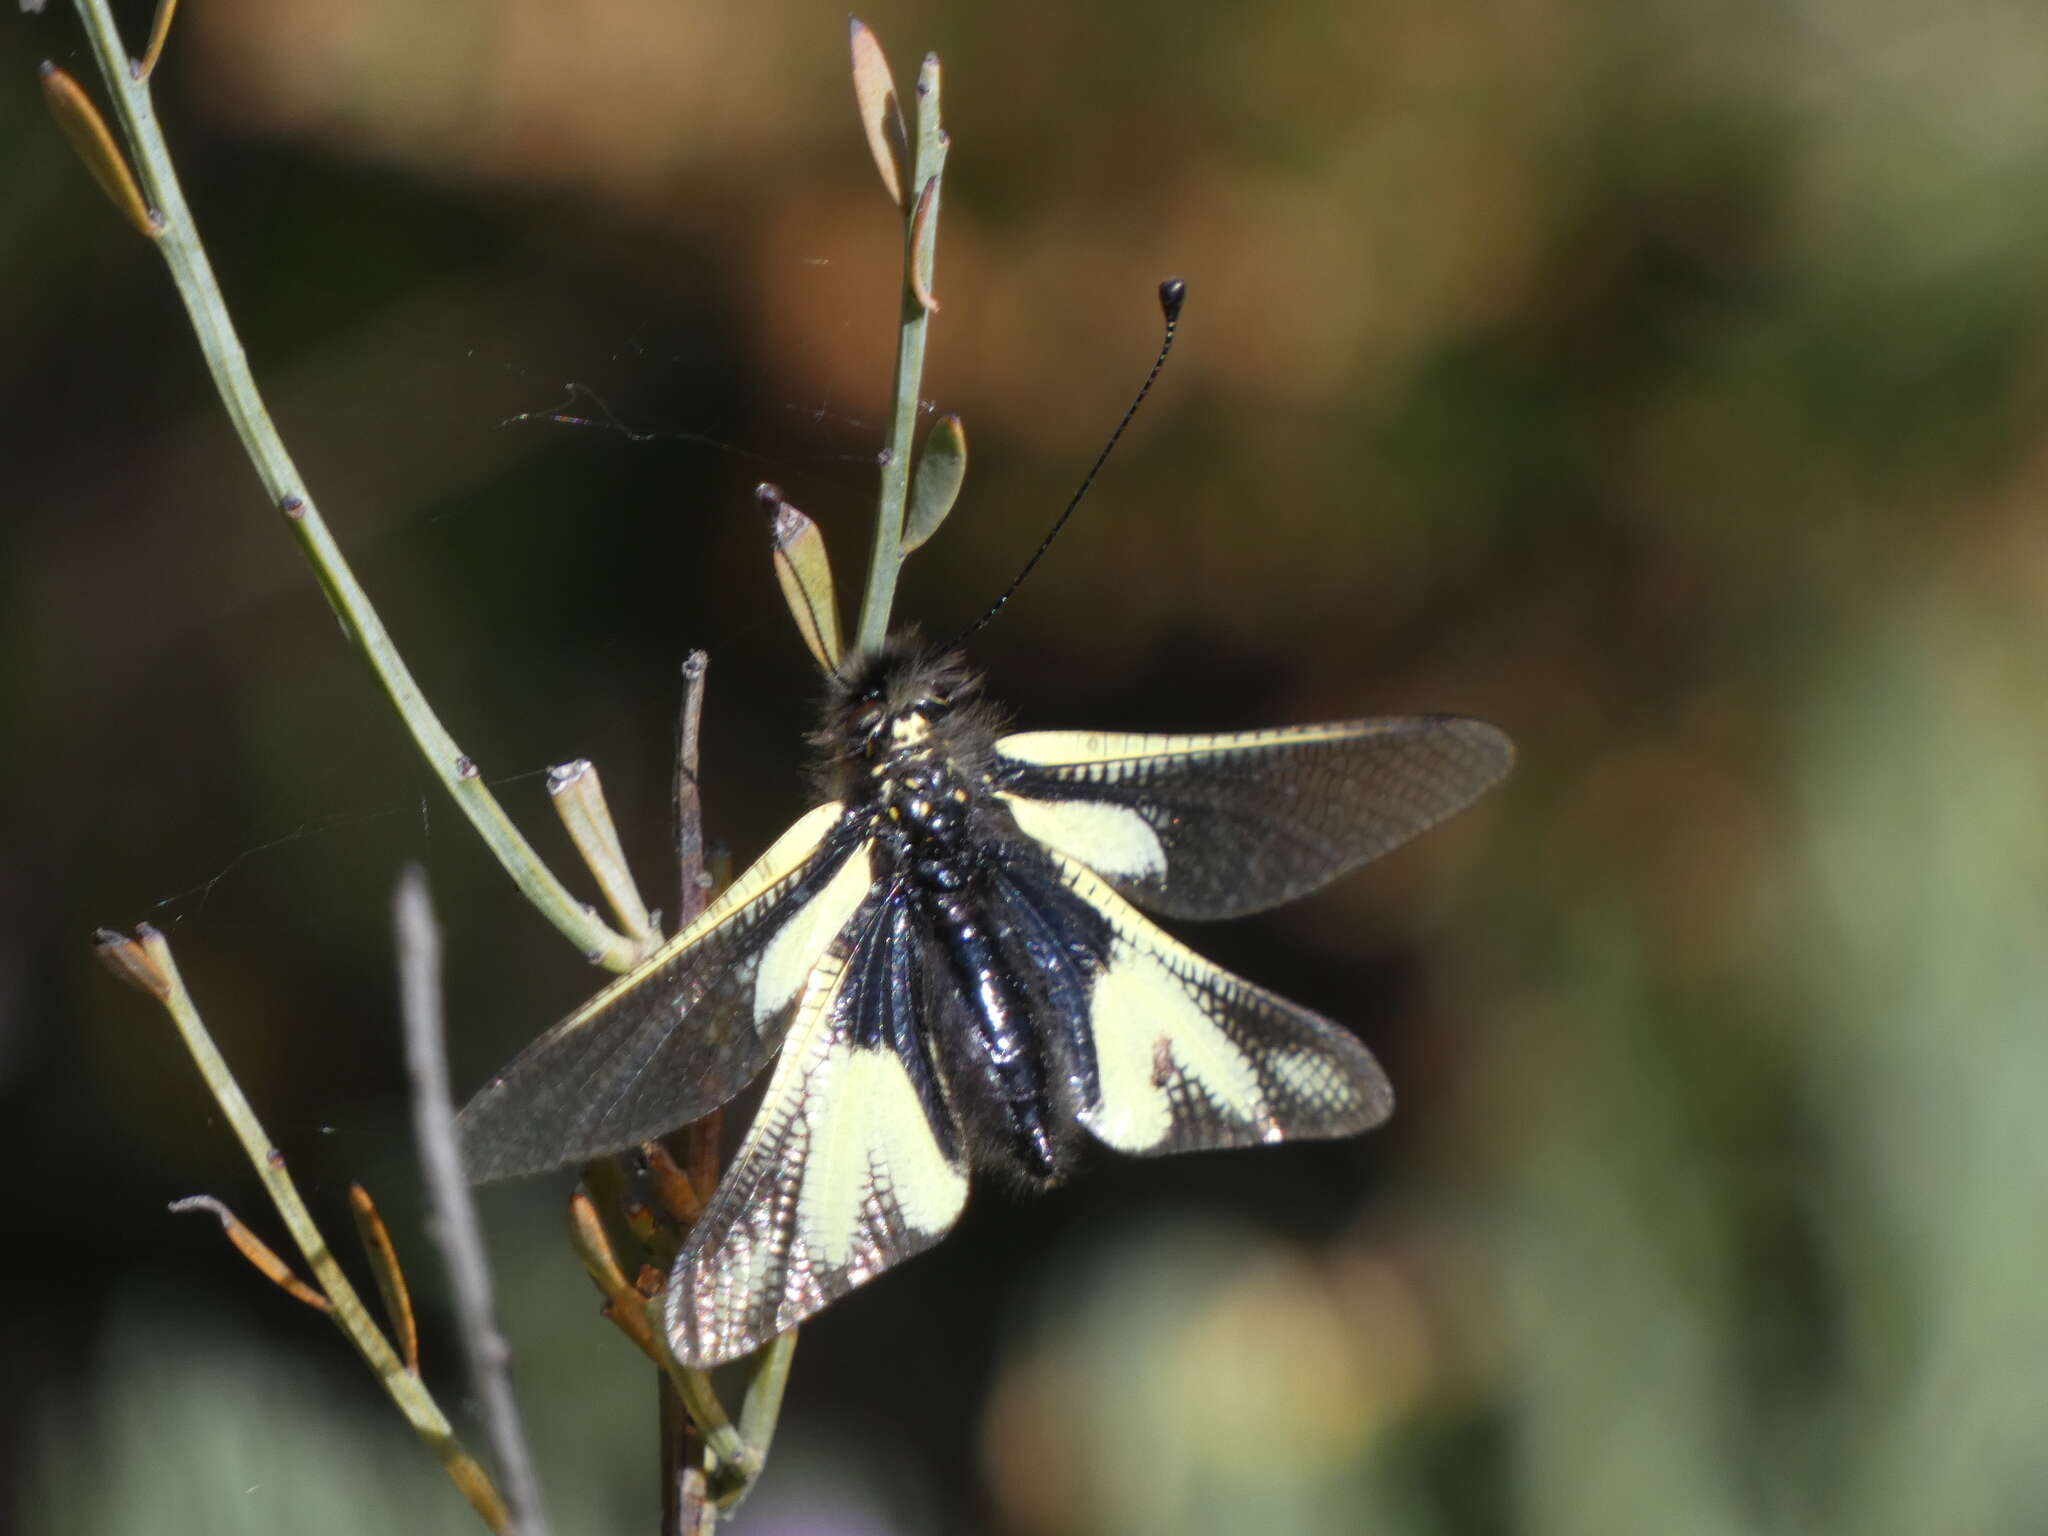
9,1,2048,1532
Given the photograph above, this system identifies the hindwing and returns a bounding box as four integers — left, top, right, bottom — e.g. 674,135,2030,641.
1015,851,1394,1154
458,804,871,1181
994,717,1513,919
665,894,969,1368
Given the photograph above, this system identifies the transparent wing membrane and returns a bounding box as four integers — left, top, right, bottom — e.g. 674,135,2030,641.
996,717,1513,919
457,805,862,1181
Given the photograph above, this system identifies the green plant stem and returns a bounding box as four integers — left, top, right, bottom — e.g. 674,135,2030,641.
732,1332,799,1493
68,0,639,973
139,928,513,1533
854,52,947,655
656,1341,755,1481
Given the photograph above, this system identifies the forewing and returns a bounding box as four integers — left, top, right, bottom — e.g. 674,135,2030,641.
995,717,1513,919
1028,854,1394,1156
458,803,875,1182
665,896,970,1368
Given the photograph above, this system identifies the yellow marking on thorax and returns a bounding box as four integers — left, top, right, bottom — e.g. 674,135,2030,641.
888,713,933,747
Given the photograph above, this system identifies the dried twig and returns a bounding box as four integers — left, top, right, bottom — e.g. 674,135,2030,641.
397,868,549,1536
674,650,712,927
668,652,715,1535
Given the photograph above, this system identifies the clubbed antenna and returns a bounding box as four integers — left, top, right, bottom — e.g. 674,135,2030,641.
953,279,1186,646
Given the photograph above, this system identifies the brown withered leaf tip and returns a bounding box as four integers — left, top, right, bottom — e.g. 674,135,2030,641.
93,927,171,1000
849,18,908,207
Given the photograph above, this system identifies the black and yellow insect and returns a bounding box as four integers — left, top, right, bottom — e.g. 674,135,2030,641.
458,628,1512,1367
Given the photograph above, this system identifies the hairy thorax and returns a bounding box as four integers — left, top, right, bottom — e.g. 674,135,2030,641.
863,710,989,891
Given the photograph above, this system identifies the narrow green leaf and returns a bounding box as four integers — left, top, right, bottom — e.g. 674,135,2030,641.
903,414,967,555
760,484,844,673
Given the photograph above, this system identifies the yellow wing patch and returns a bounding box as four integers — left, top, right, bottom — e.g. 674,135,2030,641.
552,800,847,1039
753,839,874,1023
1046,855,1392,1155
1088,953,1267,1149
996,791,1166,881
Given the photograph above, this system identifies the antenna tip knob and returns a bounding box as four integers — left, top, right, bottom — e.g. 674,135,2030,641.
754,482,784,513
1157,278,1186,322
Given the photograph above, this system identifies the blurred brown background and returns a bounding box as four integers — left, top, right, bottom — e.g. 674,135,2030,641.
9,1,2048,1532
